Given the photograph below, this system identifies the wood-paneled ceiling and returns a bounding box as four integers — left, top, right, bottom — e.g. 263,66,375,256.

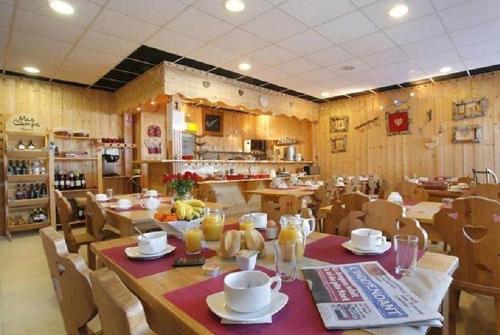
1,0,499,99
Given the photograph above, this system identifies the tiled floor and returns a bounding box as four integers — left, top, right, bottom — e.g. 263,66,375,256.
0,231,496,334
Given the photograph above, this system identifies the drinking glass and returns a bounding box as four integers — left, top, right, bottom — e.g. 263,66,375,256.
184,227,203,255
106,188,114,199
239,214,255,231
274,240,297,282
141,188,149,198
394,234,419,277
202,208,225,241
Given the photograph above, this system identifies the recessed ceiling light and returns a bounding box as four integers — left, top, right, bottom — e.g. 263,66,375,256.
321,92,331,98
23,66,40,74
238,62,251,71
225,0,245,12
439,66,452,74
389,4,409,18
340,65,355,71
409,92,415,97
49,0,74,15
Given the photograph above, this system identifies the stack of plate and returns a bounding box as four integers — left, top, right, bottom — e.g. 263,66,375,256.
341,240,392,256
124,244,176,260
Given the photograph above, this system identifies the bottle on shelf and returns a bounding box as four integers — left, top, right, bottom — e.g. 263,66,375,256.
21,184,28,199
17,140,26,150
40,183,48,197
75,171,82,189
69,171,76,189
80,173,86,189
64,173,71,190
77,206,85,220
15,184,24,200
14,161,22,175
27,140,35,150
54,172,60,190
28,184,35,199
20,161,28,175
7,161,13,175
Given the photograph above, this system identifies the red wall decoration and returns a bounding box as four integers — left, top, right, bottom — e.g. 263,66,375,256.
386,109,411,136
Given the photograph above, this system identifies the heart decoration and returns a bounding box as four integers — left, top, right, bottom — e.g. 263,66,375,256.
394,118,404,126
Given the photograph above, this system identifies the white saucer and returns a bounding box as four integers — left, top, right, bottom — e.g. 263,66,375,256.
124,244,176,260
342,240,392,255
110,205,133,210
96,197,109,202
206,291,288,322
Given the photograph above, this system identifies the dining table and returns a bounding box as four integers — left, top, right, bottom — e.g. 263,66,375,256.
99,194,225,237
245,186,317,212
91,230,458,335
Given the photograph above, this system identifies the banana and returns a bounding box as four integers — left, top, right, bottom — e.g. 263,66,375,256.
185,199,205,208
176,202,187,220
185,205,194,221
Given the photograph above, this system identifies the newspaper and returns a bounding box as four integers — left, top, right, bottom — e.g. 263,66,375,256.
302,261,443,330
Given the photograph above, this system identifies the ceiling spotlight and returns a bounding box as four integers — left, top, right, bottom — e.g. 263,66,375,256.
340,65,355,71
49,0,75,15
389,4,409,18
321,92,331,98
136,107,141,111
409,92,415,97
394,99,399,104
379,105,384,110
439,66,452,74
225,0,245,12
238,62,251,71
23,66,40,74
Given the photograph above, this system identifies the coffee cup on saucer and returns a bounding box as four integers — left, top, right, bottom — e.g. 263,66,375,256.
116,198,132,209
224,271,281,313
350,228,386,251
95,193,108,202
137,231,167,255
147,189,159,197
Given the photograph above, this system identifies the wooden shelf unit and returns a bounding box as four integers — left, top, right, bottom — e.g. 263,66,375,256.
3,131,55,241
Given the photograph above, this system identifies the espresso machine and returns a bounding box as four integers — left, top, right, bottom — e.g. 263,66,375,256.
102,147,121,176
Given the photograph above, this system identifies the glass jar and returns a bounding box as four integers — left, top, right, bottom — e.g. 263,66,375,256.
202,208,225,241
278,216,306,260
239,214,255,231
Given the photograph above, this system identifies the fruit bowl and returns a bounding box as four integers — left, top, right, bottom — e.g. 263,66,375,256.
151,199,206,239
152,215,204,240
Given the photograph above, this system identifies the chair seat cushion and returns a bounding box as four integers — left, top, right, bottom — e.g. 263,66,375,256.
74,232,96,245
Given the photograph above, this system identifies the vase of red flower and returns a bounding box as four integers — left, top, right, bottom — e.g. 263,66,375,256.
163,171,202,201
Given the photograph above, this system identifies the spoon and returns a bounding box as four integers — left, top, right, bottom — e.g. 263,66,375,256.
134,226,149,240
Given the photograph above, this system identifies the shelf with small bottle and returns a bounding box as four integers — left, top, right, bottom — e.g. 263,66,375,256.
8,197,50,208
8,207,50,232
5,149,49,159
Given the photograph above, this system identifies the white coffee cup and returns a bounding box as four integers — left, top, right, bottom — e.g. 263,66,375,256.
351,228,386,251
236,250,258,271
251,213,267,229
265,227,278,240
224,270,281,313
117,198,132,209
95,193,108,202
137,231,167,254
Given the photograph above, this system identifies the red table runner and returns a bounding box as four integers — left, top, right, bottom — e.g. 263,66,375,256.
100,237,216,279
304,235,424,278
164,266,341,335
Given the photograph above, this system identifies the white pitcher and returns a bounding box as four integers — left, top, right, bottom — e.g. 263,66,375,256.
279,214,316,238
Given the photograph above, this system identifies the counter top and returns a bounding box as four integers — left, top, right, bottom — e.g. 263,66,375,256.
197,174,319,185
133,159,315,164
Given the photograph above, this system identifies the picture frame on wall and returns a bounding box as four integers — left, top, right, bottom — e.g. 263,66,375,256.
330,115,349,132
386,109,411,136
331,135,347,153
202,109,224,137
452,98,486,120
452,125,482,143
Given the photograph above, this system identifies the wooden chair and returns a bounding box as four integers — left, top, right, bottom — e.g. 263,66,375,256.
55,190,96,269
89,198,121,242
339,200,428,249
468,184,500,201
434,196,500,335
90,268,157,335
40,227,98,335
395,181,429,202
327,192,369,235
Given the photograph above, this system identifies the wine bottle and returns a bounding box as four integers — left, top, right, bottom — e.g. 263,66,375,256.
27,140,35,150
69,171,75,189
75,171,82,189
15,184,24,200
81,173,86,189
21,161,28,175
17,140,26,150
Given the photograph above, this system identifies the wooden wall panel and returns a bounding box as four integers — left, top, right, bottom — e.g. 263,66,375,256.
315,72,500,183
183,104,314,160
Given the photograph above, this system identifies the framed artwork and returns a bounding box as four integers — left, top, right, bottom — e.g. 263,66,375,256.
203,109,224,137
330,115,349,132
452,98,486,120
331,135,347,153
452,125,481,143
386,109,411,136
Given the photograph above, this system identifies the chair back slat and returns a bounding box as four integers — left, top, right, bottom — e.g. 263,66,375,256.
90,269,155,335
395,181,429,202
55,190,76,248
90,199,108,241
435,196,500,290
468,184,500,201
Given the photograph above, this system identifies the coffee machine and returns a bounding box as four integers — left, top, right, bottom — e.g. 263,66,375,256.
102,147,120,176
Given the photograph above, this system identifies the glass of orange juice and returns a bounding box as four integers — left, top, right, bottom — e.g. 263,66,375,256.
201,208,225,241
239,214,255,231
184,227,203,254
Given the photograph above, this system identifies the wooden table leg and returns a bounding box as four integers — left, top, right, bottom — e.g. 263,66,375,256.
442,290,450,335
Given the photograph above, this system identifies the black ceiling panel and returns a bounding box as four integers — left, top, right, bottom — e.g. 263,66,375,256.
115,59,154,74
176,57,216,72
51,78,89,88
93,78,126,89
400,79,432,87
128,45,182,64
348,90,370,98
281,89,304,97
433,71,468,82
103,69,139,82
326,95,349,102
373,84,400,93
210,67,242,79
5,70,51,81
300,95,320,102
261,83,287,92
469,64,500,75
237,76,267,86
90,85,116,92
